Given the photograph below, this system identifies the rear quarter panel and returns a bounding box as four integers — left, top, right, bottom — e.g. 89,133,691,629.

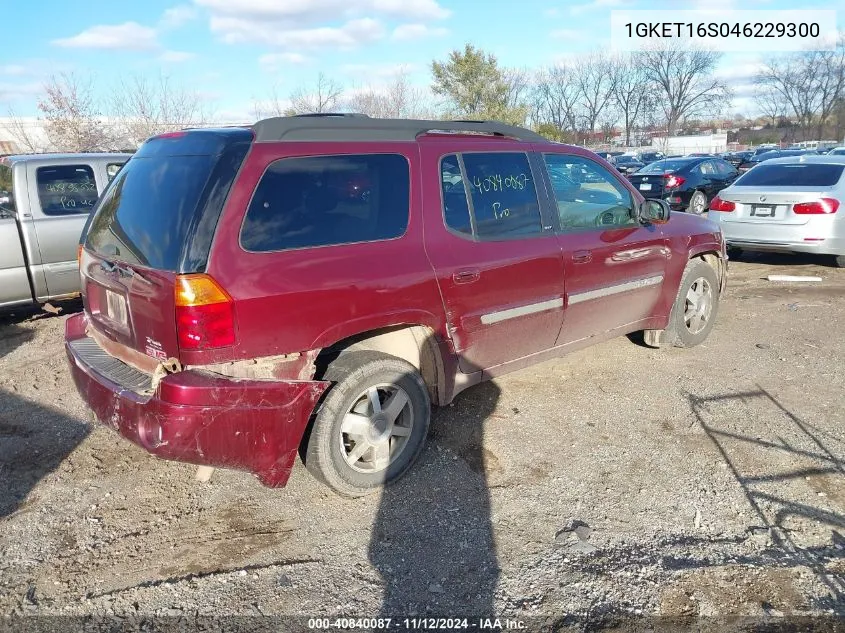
205,141,448,363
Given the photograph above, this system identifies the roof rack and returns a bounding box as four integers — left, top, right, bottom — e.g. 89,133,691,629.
252,113,548,143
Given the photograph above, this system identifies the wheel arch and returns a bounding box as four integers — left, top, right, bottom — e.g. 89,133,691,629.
315,324,450,406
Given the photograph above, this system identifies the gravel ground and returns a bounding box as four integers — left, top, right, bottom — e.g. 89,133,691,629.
0,251,843,630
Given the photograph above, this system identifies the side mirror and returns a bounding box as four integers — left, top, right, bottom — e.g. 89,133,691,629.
637,198,671,224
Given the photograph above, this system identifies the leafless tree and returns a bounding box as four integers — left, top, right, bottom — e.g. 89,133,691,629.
640,45,730,136
574,52,617,134
610,54,654,146
288,73,344,114
754,84,787,128
347,70,431,119
531,65,582,136
37,73,115,152
4,108,43,153
110,74,210,147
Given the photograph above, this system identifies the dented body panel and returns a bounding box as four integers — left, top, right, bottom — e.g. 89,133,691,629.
66,313,328,487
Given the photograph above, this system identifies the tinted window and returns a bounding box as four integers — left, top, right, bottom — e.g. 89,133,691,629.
241,154,409,252
36,165,97,216
441,154,472,235
638,159,693,174
544,154,635,230
106,163,124,181
461,152,542,240
0,163,13,216
699,161,717,176
735,163,845,187
714,160,736,176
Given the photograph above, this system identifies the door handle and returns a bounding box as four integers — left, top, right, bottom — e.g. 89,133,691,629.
572,250,592,264
453,269,480,285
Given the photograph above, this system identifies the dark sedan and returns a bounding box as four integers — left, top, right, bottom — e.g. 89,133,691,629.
612,155,645,175
721,151,753,168
626,156,739,214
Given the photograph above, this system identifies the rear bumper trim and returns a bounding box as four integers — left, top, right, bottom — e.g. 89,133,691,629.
65,313,330,487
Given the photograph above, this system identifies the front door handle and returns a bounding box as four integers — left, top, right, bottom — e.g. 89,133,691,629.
572,250,592,264
453,269,480,285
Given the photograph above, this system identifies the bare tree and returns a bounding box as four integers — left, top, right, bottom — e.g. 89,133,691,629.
288,73,344,114
755,84,787,128
111,74,210,147
531,65,582,136
610,54,653,146
347,70,431,119
4,108,43,153
640,45,730,136
574,52,617,134
37,73,114,152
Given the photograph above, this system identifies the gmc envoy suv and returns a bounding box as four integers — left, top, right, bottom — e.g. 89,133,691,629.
65,115,727,496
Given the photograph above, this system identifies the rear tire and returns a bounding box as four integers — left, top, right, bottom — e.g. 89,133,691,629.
726,245,742,259
664,259,720,348
304,351,430,497
688,190,708,215
834,255,845,268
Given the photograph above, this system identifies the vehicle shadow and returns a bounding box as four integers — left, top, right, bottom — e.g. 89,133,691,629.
0,323,34,358
0,388,89,518
688,386,845,611
369,378,501,619
730,250,839,269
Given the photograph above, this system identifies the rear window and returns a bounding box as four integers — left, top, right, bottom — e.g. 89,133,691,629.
240,154,409,252
735,163,845,187
36,165,98,216
638,159,691,174
84,129,252,272
0,163,13,216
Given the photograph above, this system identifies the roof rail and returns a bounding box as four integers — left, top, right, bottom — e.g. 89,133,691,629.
252,115,548,143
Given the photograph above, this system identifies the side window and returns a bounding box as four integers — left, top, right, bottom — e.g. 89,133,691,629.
36,165,98,216
716,160,736,176
241,153,409,252
700,161,717,176
461,152,542,240
441,154,472,235
106,163,124,181
543,154,635,230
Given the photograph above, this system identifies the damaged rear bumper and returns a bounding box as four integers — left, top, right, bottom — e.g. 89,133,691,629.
64,313,329,487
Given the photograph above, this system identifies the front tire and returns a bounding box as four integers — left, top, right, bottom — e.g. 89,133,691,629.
688,190,708,215
304,351,430,497
834,255,845,268
664,259,720,348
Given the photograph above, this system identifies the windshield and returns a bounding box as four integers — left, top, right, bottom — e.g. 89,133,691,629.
735,163,845,187
616,156,639,164
637,159,691,174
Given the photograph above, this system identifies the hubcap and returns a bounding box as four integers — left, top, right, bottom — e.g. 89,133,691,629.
692,194,706,214
339,384,414,474
684,277,713,334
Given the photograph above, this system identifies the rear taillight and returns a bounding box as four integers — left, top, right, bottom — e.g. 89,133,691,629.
175,274,236,350
709,195,736,212
664,174,686,188
792,198,840,215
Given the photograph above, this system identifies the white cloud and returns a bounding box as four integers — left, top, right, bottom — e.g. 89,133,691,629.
210,16,385,49
544,8,562,17
259,52,311,71
194,0,449,21
569,0,626,16
340,62,419,77
714,59,766,86
159,50,197,63
391,23,448,40
160,5,198,29
550,29,587,41
0,65,28,76
52,22,159,51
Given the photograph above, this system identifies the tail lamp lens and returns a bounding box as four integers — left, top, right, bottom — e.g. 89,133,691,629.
793,198,840,215
709,196,736,212
174,274,236,350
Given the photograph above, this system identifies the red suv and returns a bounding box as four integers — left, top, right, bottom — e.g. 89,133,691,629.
66,115,727,496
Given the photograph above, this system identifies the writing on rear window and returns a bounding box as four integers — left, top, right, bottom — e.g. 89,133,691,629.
36,165,97,216
241,154,410,252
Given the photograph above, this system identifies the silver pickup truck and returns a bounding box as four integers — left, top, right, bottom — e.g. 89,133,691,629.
0,153,132,311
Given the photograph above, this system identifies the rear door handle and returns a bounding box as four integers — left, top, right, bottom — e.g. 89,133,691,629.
572,250,592,264
453,269,480,284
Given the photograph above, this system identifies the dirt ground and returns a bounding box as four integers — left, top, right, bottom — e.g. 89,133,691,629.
0,250,843,630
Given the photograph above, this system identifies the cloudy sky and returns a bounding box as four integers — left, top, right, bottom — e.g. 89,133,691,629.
1,0,843,122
